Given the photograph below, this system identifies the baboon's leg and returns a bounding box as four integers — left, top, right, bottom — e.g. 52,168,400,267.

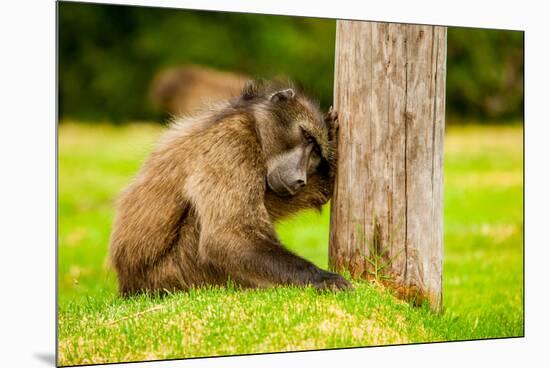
117,252,187,296
110,186,190,295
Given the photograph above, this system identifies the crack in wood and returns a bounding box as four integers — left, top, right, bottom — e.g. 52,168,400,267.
431,27,438,198
403,32,409,284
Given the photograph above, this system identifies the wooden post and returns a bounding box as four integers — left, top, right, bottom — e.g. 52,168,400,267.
329,20,446,311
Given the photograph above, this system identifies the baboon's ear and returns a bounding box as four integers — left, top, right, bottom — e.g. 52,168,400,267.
269,88,295,102
241,80,258,100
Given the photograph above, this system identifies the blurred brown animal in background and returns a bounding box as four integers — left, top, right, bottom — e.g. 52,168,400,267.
110,79,351,296
150,65,249,116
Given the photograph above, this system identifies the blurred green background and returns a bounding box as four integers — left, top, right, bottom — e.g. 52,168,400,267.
58,2,523,123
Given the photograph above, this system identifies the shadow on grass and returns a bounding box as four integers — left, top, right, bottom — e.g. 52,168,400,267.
33,353,56,366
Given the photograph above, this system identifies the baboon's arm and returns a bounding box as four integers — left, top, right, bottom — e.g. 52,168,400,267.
187,164,349,290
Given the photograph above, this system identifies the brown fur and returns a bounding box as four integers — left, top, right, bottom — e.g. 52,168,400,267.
109,80,351,296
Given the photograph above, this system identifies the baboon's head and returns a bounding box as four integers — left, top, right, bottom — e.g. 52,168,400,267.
239,80,332,197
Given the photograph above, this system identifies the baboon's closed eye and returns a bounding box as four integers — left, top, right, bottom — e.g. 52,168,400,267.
261,88,328,197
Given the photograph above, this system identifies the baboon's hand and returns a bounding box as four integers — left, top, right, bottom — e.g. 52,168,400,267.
325,106,339,142
313,270,353,292
325,106,339,127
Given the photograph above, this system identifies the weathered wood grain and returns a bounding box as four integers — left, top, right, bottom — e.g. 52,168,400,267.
329,20,446,311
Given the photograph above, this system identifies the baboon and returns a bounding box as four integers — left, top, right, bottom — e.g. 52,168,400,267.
109,79,352,296
150,65,248,116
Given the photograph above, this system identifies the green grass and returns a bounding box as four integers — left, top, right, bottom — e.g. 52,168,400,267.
58,122,524,366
